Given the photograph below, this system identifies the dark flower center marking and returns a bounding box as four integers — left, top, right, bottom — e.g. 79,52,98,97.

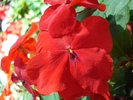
22,80,25,84
66,0,72,4
68,49,78,59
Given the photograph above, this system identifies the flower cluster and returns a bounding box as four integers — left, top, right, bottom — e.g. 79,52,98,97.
0,5,9,20
1,0,113,100
1,22,38,100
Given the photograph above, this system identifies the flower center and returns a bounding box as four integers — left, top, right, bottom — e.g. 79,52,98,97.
68,49,78,59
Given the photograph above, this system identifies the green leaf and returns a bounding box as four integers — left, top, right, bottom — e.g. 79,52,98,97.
11,84,33,100
93,0,130,35
6,0,45,21
23,91,33,100
94,0,133,57
40,93,60,100
111,66,133,96
75,6,85,13
76,8,96,21
40,93,90,100
129,0,133,11
129,0,133,21
110,30,132,57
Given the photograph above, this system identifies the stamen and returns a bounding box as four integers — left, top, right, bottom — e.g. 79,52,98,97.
68,48,73,53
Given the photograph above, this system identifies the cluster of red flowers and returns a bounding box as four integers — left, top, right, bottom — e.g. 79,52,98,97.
0,22,39,100
1,0,113,100
5,20,23,36
0,5,9,20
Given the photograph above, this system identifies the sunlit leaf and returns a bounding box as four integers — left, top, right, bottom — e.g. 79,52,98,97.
93,0,130,35
40,93,60,100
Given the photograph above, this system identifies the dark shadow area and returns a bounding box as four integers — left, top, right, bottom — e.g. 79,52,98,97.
106,15,124,36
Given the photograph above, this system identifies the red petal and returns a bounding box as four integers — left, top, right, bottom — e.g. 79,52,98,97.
7,45,28,66
23,82,39,99
26,51,85,97
14,56,25,78
26,51,67,94
14,56,30,83
24,22,38,39
44,0,66,5
70,48,113,93
39,5,59,30
9,22,38,55
58,81,85,99
97,4,106,11
17,51,29,63
38,21,81,53
39,5,76,38
72,16,112,53
68,0,84,6
77,0,106,11
22,38,37,54
1,56,11,73
5,23,38,65
37,31,72,53
11,73,19,82
14,56,39,98
90,92,111,100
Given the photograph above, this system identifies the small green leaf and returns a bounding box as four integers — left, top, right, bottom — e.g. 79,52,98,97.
75,6,85,13
111,67,133,96
23,90,33,100
76,8,96,21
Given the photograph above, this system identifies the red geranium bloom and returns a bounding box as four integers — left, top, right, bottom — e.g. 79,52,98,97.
44,0,106,11
0,5,9,20
0,69,14,100
1,23,38,73
5,20,23,36
11,56,39,100
26,16,113,99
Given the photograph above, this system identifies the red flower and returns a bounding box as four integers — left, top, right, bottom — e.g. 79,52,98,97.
26,16,113,99
0,5,9,20
1,23,38,73
5,20,23,36
44,0,106,11
11,56,39,100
